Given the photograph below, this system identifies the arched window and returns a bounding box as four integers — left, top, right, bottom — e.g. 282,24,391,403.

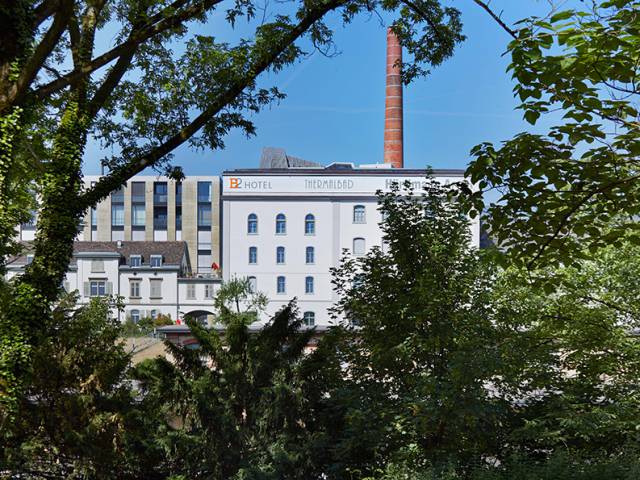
353,205,366,223
131,309,140,323
247,213,258,234
305,246,315,264
303,311,315,326
247,276,257,293
305,214,315,235
276,246,285,264
275,213,286,234
305,276,314,294
248,246,258,264
353,237,366,256
277,276,286,294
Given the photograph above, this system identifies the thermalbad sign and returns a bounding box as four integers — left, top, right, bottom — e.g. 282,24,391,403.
224,175,465,196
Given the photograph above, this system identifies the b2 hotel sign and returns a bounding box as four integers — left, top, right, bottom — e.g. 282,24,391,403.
224,175,463,195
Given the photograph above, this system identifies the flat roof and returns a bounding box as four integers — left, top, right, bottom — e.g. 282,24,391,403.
222,168,465,176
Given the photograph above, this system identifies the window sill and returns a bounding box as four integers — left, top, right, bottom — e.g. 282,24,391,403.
149,296,163,300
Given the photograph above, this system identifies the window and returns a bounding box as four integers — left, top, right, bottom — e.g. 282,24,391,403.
131,309,140,323
276,246,285,264
303,311,315,326
198,204,212,227
150,255,162,267
129,255,141,267
176,207,182,231
247,213,258,234
248,276,257,293
275,213,286,234
305,214,315,235
111,204,124,226
277,276,286,294
26,254,34,265
131,204,145,226
90,208,97,226
186,283,195,299
353,205,366,224
130,280,141,298
306,246,315,264
111,187,124,203
353,237,365,256
131,182,145,203
198,181,212,202
175,183,182,205
154,182,168,204
249,246,258,264
305,276,314,294
91,259,104,273
204,284,214,299
154,208,167,229
90,280,107,297
150,279,162,298
150,309,158,320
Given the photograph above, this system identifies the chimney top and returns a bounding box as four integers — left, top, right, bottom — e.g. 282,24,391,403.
383,28,404,168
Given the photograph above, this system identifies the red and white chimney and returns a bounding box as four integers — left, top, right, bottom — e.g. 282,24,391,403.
384,28,403,168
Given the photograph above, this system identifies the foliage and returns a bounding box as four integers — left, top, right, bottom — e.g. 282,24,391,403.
214,276,269,321
133,298,328,479
122,313,174,336
328,178,509,474
0,293,162,479
467,0,640,268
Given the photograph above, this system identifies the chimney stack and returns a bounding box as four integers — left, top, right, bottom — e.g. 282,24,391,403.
384,28,403,168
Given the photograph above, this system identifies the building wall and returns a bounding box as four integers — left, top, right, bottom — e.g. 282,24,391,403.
82,175,220,273
221,171,480,326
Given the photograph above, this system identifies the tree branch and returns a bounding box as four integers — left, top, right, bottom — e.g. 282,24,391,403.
33,0,61,27
399,0,448,47
32,0,223,100
77,0,347,212
527,173,640,269
0,0,73,113
470,0,517,39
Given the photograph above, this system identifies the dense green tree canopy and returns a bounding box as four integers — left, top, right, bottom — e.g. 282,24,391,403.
467,0,640,268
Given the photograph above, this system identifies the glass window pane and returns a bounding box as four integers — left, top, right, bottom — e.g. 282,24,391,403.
353,205,366,223
198,182,211,202
306,246,314,264
111,205,124,226
131,204,145,226
198,205,212,226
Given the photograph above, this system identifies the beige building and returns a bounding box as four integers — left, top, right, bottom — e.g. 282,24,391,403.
79,175,220,274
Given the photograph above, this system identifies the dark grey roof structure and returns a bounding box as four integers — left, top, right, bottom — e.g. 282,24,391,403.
9,241,190,269
259,147,322,169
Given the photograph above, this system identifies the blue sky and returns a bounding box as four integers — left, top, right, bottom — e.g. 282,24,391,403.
83,0,566,176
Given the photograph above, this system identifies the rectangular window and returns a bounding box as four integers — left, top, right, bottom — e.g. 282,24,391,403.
175,183,182,205
204,284,214,299
130,255,141,267
154,182,167,204
90,208,97,227
175,206,182,231
131,204,145,226
111,187,124,203
150,279,162,298
111,204,124,226
154,208,167,229
353,238,366,256
130,280,141,298
186,283,195,299
150,255,162,267
305,276,314,294
131,182,145,203
306,247,314,264
248,276,257,293
198,204,212,227
198,181,211,202
353,205,366,224
91,259,104,273
90,280,107,297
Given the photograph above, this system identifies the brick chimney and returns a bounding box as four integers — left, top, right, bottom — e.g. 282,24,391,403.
384,28,403,168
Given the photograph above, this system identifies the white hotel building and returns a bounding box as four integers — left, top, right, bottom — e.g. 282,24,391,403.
222,163,479,326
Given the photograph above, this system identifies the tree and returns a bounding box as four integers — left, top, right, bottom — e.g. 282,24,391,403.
467,0,640,268
329,178,509,474
0,0,472,417
133,279,328,478
0,293,162,479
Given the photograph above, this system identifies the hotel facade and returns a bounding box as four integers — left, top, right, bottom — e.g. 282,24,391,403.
221,164,479,326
